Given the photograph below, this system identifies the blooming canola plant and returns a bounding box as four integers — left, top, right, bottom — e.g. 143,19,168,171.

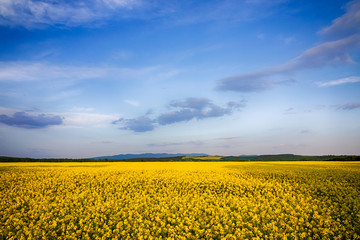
0,161,359,239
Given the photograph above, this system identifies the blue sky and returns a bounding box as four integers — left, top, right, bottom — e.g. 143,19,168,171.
0,0,359,158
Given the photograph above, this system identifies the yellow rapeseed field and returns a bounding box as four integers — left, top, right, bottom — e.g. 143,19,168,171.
1,161,360,239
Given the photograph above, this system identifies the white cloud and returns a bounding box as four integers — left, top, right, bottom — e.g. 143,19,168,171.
256,33,265,40
0,0,292,29
0,0,143,28
316,76,360,87
111,50,134,60
46,90,83,101
147,141,204,148
70,107,95,112
282,36,295,45
124,100,140,107
63,112,119,128
0,62,106,82
0,61,163,83
0,106,17,115
147,142,183,147
102,0,141,9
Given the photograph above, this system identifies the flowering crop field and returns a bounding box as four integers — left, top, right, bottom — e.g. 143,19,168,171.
1,162,360,240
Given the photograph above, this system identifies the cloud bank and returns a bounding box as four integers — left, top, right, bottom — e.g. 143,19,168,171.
113,98,246,132
0,112,63,129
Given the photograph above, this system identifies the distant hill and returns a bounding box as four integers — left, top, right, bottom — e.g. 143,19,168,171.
223,154,360,161
92,153,208,160
0,154,359,162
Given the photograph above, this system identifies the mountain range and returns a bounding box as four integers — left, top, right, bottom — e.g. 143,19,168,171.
92,153,208,160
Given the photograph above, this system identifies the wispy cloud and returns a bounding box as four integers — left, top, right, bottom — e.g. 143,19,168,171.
289,35,360,68
284,108,296,115
124,100,140,107
283,36,295,45
319,0,360,38
147,142,184,147
102,0,141,9
336,102,360,110
0,112,63,129
300,129,311,134
272,143,307,150
147,141,204,148
256,33,265,40
316,76,360,87
309,102,360,111
70,107,95,112
169,0,288,26
217,34,360,92
0,62,162,83
217,0,360,93
113,98,246,132
0,62,102,82
0,0,288,29
0,0,143,28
